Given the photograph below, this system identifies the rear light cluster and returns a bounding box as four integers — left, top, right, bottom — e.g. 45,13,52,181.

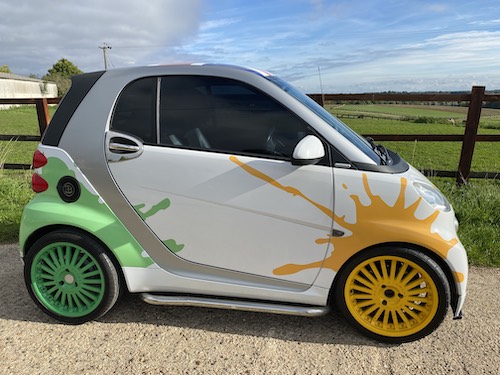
32,150,47,168
32,150,49,193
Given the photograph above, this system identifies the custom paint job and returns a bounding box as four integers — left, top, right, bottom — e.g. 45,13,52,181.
19,64,468,341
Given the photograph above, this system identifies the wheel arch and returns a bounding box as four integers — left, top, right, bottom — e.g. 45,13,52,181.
329,241,458,313
22,224,128,294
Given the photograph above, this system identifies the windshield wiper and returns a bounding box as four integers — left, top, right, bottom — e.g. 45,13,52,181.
365,137,391,165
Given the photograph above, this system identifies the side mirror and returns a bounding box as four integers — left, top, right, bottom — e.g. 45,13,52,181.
291,135,325,166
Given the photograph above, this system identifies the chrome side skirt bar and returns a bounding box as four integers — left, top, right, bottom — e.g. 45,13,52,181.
141,293,329,317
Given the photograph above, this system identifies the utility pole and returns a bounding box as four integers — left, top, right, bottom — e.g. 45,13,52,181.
317,66,325,107
98,43,112,70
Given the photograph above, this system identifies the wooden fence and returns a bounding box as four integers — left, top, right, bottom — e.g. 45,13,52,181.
1,97,58,170
1,87,500,184
309,86,500,184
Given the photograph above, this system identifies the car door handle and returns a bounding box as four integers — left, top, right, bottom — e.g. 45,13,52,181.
109,142,141,153
106,131,144,161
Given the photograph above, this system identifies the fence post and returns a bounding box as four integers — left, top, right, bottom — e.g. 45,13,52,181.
456,86,485,186
35,97,50,136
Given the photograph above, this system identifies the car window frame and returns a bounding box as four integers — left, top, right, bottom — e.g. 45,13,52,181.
110,74,339,166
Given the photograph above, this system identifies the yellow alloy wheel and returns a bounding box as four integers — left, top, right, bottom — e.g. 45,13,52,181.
337,248,450,343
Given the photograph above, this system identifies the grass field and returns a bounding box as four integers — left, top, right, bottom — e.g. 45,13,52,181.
0,171,32,243
0,106,56,164
337,117,500,172
328,104,500,173
432,178,500,266
330,103,500,129
0,104,499,265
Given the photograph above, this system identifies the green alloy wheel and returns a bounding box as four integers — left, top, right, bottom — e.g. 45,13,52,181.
24,230,120,324
334,247,450,344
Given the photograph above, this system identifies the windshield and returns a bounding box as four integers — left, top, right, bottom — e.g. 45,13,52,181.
267,76,382,164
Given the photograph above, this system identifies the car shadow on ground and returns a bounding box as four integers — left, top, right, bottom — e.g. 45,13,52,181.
103,293,390,347
0,244,392,347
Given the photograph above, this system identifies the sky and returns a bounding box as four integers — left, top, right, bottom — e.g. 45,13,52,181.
1,0,500,93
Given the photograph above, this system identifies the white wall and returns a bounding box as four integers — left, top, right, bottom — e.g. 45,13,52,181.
0,79,58,109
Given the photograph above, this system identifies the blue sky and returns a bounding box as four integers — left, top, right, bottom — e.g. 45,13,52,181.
2,0,500,92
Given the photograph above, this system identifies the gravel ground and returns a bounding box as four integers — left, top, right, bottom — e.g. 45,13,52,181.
1,242,499,374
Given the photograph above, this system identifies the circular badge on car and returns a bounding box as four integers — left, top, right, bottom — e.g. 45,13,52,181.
57,176,81,203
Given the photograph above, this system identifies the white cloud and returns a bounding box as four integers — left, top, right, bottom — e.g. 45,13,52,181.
0,0,202,75
2,0,499,93
426,4,449,13
468,19,500,26
200,18,241,31
285,30,500,92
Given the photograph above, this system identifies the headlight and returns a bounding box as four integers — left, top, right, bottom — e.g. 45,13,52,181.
413,181,451,212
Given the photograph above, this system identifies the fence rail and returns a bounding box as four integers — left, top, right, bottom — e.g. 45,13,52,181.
310,86,499,184
1,87,499,184
308,92,500,103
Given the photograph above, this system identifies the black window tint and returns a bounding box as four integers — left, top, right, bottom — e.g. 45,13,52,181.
111,77,157,144
160,76,310,158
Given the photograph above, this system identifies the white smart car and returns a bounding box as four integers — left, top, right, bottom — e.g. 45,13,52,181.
20,64,468,343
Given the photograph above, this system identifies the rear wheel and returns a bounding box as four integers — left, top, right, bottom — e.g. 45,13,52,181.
334,247,450,343
24,230,120,324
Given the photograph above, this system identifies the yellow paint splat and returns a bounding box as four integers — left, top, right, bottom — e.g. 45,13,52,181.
455,272,465,283
229,156,333,219
230,156,458,276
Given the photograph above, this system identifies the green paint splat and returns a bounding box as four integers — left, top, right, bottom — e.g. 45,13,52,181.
133,198,185,254
20,156,154,268
134,198,171,220
162,239,185,253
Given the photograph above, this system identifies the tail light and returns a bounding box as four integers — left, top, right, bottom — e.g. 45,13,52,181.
32,151,49,192
33,150,48,168
32,173,48,193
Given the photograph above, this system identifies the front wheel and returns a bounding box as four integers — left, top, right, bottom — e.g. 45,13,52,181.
24,229,121,324
334,247,450,343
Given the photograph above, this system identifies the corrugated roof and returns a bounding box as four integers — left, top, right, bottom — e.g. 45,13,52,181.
0,72,46,82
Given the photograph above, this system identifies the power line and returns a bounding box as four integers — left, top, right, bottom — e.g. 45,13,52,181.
107,52,116,69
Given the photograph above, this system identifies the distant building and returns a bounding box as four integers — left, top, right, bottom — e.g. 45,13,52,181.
0,73,58,109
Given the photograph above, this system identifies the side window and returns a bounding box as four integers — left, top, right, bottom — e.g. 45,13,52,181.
159,76,310,158
111,77,157,144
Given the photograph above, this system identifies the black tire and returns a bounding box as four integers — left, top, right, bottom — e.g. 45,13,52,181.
334,247,450,343
24,229,121,324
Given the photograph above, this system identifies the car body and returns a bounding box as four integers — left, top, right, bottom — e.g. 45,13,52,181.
20,64,468,343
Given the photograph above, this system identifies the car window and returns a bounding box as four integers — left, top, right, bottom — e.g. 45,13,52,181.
159,76,310,159
111,77,157,144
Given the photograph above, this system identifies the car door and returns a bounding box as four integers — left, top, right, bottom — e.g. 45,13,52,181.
106,75,334,285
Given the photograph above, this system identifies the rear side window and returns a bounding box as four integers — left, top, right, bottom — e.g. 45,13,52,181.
111,77,157,144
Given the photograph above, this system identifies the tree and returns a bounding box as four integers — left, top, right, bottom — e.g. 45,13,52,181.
47,58,82,77
0,64,12,74
43,58,83,96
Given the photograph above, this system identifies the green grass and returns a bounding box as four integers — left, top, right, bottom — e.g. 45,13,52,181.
0,171,33,243
0,106,41,135
330,103,500,122
433,178,500,266
0,106,51,243
1,106,56,165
